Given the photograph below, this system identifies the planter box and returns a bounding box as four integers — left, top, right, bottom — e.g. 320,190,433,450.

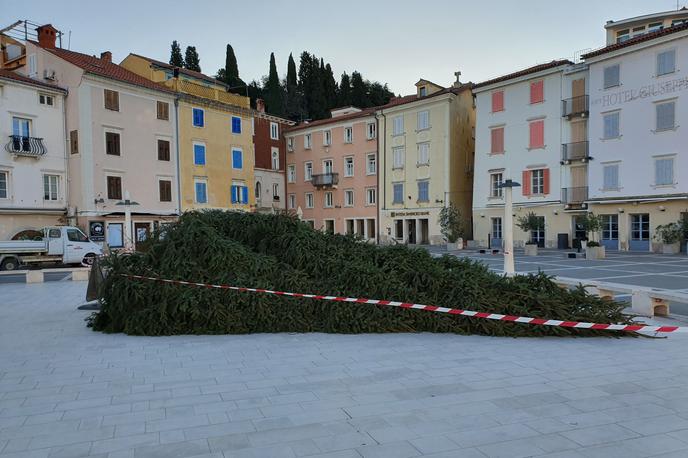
585,246,606,260
662,242,681,255
446,239,464,251
524,244,538,256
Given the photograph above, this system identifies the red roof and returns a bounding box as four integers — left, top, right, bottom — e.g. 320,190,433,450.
378,84,472,110
31,42,172,94
582,22,688,59
286,107,376,132
0,69,67,92
473,60,572,89
128,53,226,87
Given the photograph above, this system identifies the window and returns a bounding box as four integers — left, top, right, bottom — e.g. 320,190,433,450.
366,122,376,139
392,147,405,169
648,22,663,33
417,181,429,202
272,183,279,200
657,50,676,76
106,176,122,200
288,194,296,209
531,169,545,195
304,162,313,181
104,89,119,111
656,101,676,131
344,157,354,177
193,143,206,165
322,130,332,146
419,86,427,97
66,228,89,243
0,171,7,198
616,29,630,43
39,94,54,106
157,139,170,161
492,217,503,240
655,157,674,186
287,165,296,183
602,215,619,241
232,149,243,169
270,122,279,140
194,179,207,204
159,180,172,202
287,137,294,151
603,65,620,89
393,183,404,204
43,174,59,201
107,223,123,248
255,181,262,199
491,91,504,112
157,101,169,120
344,189,354,207
304,133,312,149
530,81,544,104
366,153,377,175
490,173,503,198
192,108,204,127
70,130,79,155
12,117,31,138
417,110,429,130
602,164,619,190
603,112,620,139
305,192,314,208
528,120,544,149
344,127,353,143
366,188,376,205
417,143,429,165
28,54,37,76
395,220,403,239
393,115,404,135
231,116,242,134
105,132,121,156
323,159,333,174
324,191,333,208
271,148,279,170
491,127,504,154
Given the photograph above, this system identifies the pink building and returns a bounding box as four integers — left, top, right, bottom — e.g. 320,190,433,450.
285,107,378,240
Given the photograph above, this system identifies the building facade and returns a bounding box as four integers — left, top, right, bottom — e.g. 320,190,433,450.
253,99,294,213
0,70,68,239
377,78,474,245
284,107,378,240
121,53,254,213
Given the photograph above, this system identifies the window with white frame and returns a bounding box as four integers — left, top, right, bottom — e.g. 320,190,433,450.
603,64,620,89
392,115,404,135
366,153,377,175
323,130,331,146
305,192,314,208
288,193,295,209
655,157,674,186
344,127,353,143
272,183,279,200
39,93,55,106
366,187,376,205
270,122,279,140
28,54,37,77
304,133,312,149
0,170,8,199
304,162,313,181
324,191,333,208
271,148,280,170
602,163,619,190
344,189,354,207
531,169,545,194
194,179,208,204
417,110,430,130
490,172,503,198
603,111,620,139
366,122,376,139
657,50,676,76
43,174,59,201
417,143,429,165
287,164,296,183
656,101,676,131
344,157,354,177
287,137,294,151
323,159,333,174
392,146,405,169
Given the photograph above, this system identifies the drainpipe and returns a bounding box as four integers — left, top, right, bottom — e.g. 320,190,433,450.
174,96,182,217
61,90,70,225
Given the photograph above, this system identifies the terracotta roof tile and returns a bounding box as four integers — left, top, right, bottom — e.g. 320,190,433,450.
0,69,67,92
286,108,377,132
128,53,225,87
473,60,572,89
582,22,688,59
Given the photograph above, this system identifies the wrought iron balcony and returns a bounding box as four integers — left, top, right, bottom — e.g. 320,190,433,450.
5,135,47,157
562,95,589,118
311,173,339,188
561,141,591,163
561,186,588,204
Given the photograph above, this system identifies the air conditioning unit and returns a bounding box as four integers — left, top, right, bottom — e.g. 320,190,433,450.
43,69,56,80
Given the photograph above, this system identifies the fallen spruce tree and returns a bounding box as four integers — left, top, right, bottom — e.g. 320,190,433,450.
89,210,634,337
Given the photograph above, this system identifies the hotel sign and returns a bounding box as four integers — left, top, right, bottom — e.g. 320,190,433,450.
591,76,688,109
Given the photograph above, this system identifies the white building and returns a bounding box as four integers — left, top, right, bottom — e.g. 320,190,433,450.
583,15,688,252
0,69,68,239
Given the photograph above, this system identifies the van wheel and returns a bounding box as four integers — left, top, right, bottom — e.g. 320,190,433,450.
1,257,20,271
81,253,97,267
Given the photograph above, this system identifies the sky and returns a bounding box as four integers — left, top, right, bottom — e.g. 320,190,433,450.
8,0,685,94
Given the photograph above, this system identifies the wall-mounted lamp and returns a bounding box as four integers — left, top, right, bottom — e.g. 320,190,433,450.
553,210,559,215
658,205,666,212
480,213,485,218
94,198,105,204
618,208,625,214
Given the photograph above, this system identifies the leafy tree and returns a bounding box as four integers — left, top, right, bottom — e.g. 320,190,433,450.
184,46,201,72
338,72,352,107
368,81,394,107
263,53,284,116
578,213,603,242
298,52,327,120
516,212,544,245
438,204,466,243
246,80,263,108
350,71,369,108
169,40,184,67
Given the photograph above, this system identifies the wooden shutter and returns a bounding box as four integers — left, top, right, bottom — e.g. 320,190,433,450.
491,127,504,154
543,168,550,195
104,89,119,111
157,101,169,120
529,120,544,149
491,91,504,112
106,132,120,156
530,81,544,104
107,176,121,200
70,130,79,154
522,170,531,196
159,180,171,202
158,140,170,161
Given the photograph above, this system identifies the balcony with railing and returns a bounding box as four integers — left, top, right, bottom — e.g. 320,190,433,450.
5,135,47,157
561,187,588,205
562,95,589,119
561,141,591,163
311,173,339,189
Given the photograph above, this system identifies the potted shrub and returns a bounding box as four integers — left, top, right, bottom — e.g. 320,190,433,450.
438,204,466,250
516,212,543,256
579,213,605,260
654,222,682,254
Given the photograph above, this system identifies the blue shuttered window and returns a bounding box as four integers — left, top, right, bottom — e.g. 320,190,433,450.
231,184,249,204
231,116,241,134
193,144,206,165
417,181,429,202
603,112,619,139
195,181,207,203
393,183,403,204
192,108,204,127
232,149,243,169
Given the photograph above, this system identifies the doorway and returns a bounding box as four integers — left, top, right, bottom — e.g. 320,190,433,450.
407,219,417,244
419,219,429,245
134,222,150,250
601,214,619,250
491,217,503,248
531,216,545,248
630,214,650,251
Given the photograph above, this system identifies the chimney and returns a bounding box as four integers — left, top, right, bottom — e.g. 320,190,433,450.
256,98,266,113
100,51,112,63
36,24,58,49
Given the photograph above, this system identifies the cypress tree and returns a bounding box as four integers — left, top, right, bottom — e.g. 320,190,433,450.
263,52,284,116
286,53,297,88
284,53,303,121
169,40,184,67
184,46,201,72
338,72,352,107
350,71,369,108
323,63,337,111
224,44,241,87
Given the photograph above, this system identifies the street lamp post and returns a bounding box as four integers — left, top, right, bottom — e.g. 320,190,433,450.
498,179,521,276
115,191,139,252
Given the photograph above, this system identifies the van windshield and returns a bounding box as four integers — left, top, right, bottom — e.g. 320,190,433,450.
67,229,89,242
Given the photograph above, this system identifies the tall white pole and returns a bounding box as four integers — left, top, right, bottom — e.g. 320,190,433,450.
124,190,133,252
504,184,515,276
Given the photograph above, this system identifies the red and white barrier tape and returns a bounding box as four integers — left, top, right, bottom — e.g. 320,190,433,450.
121,274,686,334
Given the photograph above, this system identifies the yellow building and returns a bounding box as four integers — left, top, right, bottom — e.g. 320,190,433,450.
121,54,254,212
